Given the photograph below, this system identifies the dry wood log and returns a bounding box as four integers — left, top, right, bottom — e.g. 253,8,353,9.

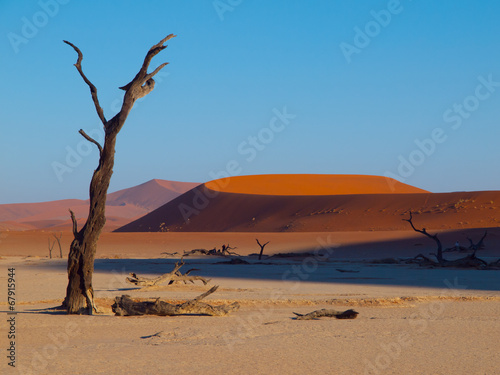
182,244,240,257
126,259,210,287
112,285,239,316
293,308,359,320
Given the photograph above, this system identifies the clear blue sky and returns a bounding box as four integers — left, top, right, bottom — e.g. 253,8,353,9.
1,0,500,204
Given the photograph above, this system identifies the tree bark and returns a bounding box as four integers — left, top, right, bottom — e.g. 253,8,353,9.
62,35,176,314
293,309,359,320
112,285,240,316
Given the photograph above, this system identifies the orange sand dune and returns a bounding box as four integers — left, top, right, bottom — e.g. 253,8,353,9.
205,174,428,195
117,175,500,233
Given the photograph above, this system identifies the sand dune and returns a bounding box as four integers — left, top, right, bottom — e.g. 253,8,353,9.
116,175,500,233
0,179,199,231
205,174,428,195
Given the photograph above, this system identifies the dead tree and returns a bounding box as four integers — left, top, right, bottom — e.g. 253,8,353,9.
467,231,487,255
53,232,63,258
256,239,270,260
404,212,490,269
403,211,444,265
293,309,359,320
48,238,55,259
62,34,176,314
112,285,240,316
126,259,210,287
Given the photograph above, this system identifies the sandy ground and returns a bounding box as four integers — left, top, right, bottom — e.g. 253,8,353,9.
0,231,499,374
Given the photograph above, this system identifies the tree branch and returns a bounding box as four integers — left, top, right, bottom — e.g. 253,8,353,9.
78,129,103,156
63,40,107,125
144,62,169,82
69,209,78,237
119,34,176,92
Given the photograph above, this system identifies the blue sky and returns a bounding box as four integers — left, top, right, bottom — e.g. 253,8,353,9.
1,0,500,204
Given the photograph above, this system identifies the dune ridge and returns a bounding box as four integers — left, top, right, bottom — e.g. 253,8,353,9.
116,175,500,233
205,174,428,195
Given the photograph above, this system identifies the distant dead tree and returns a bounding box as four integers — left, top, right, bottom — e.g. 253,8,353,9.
467,231,487,255
62,34,176,314
403,211,495,269
53,232,63,258
403,211,444,264
256,239,270,260
48,238,55,259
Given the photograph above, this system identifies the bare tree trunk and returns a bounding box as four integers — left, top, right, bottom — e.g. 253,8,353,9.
256,239,270,260
48,238,54,259
62,35,176,314
53,232,63,258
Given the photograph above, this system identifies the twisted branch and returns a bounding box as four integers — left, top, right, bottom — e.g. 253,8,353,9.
63,40,107,125
119,34,176,91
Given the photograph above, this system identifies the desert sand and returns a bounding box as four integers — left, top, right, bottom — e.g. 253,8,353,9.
1,175,499,374
1,230,499,374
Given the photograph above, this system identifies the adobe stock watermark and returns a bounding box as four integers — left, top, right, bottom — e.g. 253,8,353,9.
16,321,81,375
213,0,243,21
52,71,170,183
7,0,71,54
222,235,339,351
340,0,411,64
177,106,296,223
385,74,500,191
363,277,467,374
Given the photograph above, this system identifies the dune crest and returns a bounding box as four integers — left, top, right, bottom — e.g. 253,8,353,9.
204,174,428,195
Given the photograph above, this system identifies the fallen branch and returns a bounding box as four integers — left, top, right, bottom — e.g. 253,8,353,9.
182,244,240,257
293,309,359,320
126,259,210,287
112,285,239,316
